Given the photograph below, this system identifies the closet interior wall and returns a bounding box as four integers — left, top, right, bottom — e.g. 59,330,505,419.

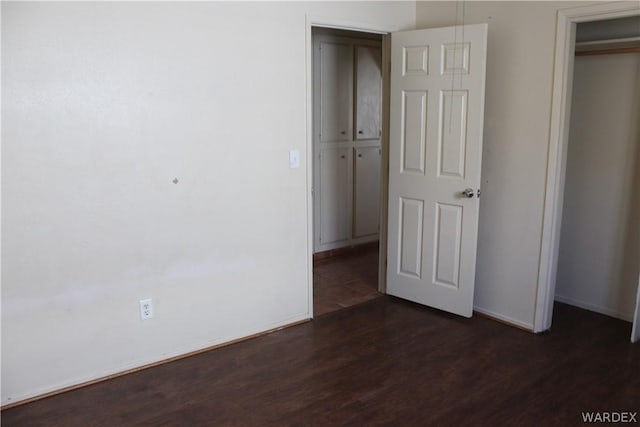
554,17,640,322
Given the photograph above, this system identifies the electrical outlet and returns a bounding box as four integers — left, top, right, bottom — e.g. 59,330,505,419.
139,298,153,320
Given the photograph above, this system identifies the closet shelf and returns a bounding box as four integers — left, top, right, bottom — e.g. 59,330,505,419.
575,36,640,55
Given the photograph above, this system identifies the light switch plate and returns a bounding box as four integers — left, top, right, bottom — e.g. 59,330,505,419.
289,150,300,169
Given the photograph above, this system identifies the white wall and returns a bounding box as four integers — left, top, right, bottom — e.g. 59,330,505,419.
556,53,640,321
1,1,415,405
415,1,598,329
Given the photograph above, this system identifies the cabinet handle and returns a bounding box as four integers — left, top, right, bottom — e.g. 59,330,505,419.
340,155,346,159
358,130,363,134
358,153,363,158
340,131,346,135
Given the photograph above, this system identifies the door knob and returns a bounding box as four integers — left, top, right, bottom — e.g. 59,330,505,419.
462,188,475,198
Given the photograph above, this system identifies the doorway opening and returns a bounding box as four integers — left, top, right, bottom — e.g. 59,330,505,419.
536,3,640,340
554,16,640,333
310,26,387,316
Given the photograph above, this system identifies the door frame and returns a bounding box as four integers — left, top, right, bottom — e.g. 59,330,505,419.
305,16,397,317
633,275,640,343
534,2,640,333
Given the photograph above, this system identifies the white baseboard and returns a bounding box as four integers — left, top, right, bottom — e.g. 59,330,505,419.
554,294,633,322
473,306,534,331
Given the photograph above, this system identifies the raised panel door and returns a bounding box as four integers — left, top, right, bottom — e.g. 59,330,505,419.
387,24,488,317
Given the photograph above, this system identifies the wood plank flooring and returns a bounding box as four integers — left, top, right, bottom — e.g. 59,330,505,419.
313,244,380,316
2,300,638,426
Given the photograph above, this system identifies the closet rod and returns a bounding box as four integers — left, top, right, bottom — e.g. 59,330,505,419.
575,36,640,56
576,46,640,56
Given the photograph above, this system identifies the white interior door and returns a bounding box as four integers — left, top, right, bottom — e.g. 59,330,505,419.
632,275,640,343
386,24,488,317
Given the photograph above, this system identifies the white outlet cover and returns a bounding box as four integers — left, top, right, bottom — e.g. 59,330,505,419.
139,298,153,320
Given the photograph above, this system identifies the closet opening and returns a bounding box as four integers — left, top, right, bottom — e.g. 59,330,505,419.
552,15,640,339
311,27,387,316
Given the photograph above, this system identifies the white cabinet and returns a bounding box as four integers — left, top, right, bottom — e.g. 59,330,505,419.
319,42,353,143
313,33,382,253
354,147,381,238
319,148,352,245
355,45,382,141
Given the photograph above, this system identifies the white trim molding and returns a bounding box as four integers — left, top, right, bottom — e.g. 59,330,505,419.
534,1,640,333
554,295,633,323
475,306,534,332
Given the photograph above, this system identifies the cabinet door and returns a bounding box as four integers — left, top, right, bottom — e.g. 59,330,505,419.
355,45,382,140
354,147,381,238
319,41,353,143
319,147,352,245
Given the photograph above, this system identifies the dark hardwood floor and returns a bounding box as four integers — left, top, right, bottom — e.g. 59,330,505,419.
313,244,381,316
3,299,638,426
